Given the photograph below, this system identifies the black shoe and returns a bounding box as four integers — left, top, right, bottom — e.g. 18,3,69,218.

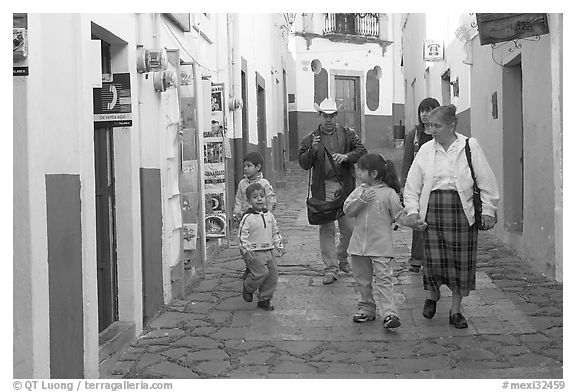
423,299,437,319
408,265,420,273
257,299,275,311
242,285,253,302
242,267,251,280
449,311,468,329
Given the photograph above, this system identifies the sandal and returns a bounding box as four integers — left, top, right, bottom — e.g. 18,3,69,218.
352,313,375,323
383,314,401,328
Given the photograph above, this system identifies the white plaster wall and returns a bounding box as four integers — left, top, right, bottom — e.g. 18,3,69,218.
14,12,222,377
237,13,291,147
401,13,472,129
401,13,427,130
13,13,51,379
470,22,558,278
291,36,394,115
391,13,404,104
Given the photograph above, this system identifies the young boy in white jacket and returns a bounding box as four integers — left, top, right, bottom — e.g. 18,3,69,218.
234,152,277,280
238,182,285,311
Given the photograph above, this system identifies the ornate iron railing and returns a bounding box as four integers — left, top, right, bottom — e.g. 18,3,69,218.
323,13,380,37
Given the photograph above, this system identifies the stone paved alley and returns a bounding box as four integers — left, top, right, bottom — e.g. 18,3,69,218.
109,163,563,379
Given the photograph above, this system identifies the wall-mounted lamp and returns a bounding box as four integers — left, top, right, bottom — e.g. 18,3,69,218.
228,97,243,111
137,47,167,73
153,70,177,92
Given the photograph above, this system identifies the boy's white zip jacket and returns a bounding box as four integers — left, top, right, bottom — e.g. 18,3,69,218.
403,133,499,226
238,208,283,255
344,183,404,257
233,173,277,216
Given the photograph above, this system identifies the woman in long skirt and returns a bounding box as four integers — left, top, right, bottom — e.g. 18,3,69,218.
403,105,499,328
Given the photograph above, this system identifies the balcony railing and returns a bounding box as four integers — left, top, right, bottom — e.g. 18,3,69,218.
323,13,380,38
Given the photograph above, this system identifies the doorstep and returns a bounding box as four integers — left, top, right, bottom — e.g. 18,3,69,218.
99,321,135,378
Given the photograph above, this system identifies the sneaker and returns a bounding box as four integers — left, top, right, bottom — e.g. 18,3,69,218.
338,260,351,273
322,274,338,285
383,315,401,329
242,285,253,302
257,299,275,311
242,267,251,280
352,313,376,323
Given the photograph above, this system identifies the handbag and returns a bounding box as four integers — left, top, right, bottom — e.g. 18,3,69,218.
306,141,345,225
464,138,485,230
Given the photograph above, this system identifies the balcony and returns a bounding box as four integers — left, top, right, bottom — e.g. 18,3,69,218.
294,13,391,53
323,13,380,38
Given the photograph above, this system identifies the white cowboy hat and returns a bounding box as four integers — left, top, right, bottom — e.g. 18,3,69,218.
314,98,342,114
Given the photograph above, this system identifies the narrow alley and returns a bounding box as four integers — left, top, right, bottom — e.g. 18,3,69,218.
108,163,563,379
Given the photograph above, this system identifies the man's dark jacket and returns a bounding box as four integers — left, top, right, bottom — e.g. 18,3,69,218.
298,124,367,201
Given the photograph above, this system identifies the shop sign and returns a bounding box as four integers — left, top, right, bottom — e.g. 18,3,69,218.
93,73,132,127
476,13,549,46
423,40,444,61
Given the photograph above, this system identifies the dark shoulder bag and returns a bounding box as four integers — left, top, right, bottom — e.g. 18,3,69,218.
464,138,484,230
306,143,345,225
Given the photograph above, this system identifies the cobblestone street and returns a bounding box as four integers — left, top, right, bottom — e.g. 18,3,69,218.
110,163,563,379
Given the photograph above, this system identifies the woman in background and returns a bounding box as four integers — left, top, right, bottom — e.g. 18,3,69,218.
401,97,440,273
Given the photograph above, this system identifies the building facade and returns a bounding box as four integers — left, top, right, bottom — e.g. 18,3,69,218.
13,12,291,379
400,13,563,281
287,13,400,159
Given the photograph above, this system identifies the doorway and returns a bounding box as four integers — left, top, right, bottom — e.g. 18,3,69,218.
441,69,451,105
256,72,267,175
93,37,118,333
502,56,524,233
334,75,360,132
94,126,118,332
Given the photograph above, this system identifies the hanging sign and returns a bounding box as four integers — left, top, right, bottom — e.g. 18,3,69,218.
423,40,444,61
93,73,133,127
476,13,549,46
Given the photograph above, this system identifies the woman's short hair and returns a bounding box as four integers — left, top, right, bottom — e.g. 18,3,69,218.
429,104,458,128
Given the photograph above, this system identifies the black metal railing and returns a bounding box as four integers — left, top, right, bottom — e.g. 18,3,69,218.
323,13,380,37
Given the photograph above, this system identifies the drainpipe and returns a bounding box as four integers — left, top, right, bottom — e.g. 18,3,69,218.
226,13,241,240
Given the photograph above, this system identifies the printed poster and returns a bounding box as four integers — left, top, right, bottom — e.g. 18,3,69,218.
202,83,228,238
205,215,226,238
205,192,225,214
183,223,198,250
204,163,225,190
204,141,224,164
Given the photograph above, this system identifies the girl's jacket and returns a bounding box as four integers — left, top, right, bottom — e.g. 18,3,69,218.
344,183,404,257
233,173,276,216
238,208,283,256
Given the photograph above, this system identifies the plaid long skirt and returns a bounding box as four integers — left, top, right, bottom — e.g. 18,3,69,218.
423,190,478,297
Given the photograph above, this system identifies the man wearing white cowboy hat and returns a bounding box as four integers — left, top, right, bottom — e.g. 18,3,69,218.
299,98,367,284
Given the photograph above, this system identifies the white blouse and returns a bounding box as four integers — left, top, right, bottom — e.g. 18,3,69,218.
403,133,500,226
431,139,460,191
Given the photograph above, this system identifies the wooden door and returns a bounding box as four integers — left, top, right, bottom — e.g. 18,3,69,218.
335,76,361,133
